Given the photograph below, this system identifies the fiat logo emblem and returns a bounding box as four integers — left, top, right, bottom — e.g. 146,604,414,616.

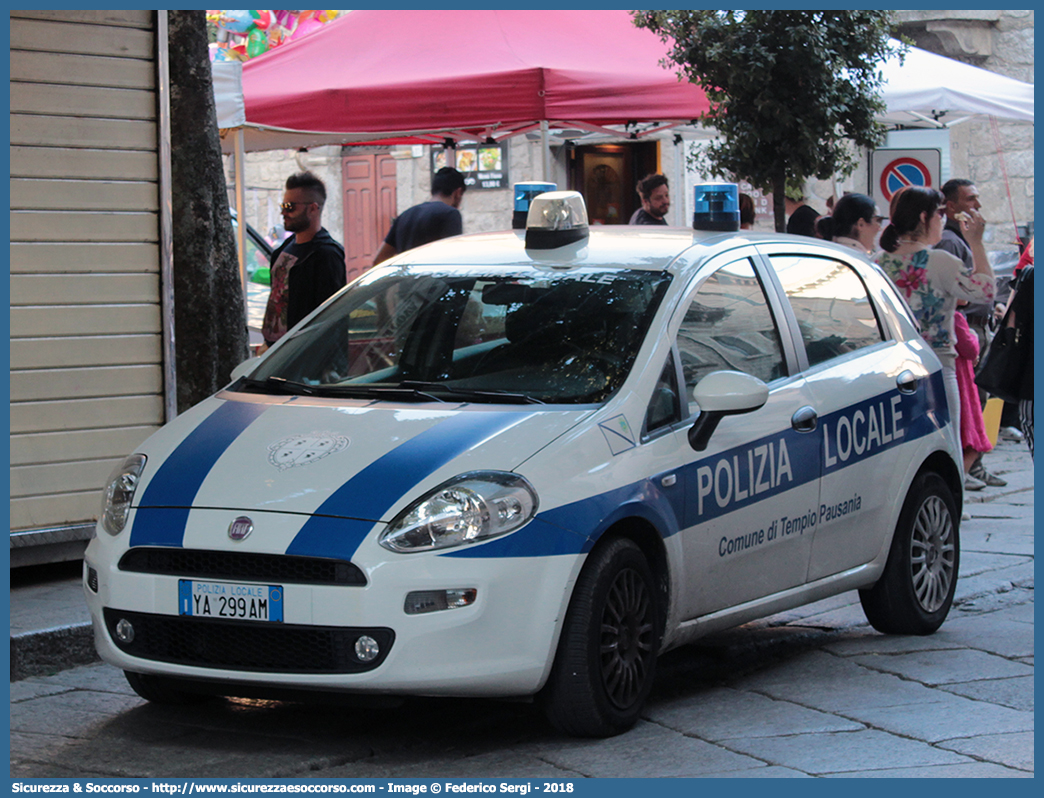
228,516,254,541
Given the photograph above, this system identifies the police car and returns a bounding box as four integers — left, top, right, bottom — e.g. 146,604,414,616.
85,187,963,738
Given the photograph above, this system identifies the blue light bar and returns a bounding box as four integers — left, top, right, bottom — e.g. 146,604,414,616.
693,182,740,232
513,182,557,229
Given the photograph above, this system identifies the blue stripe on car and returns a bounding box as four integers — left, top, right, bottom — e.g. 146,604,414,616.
443,477,684,559
444,372,949,558
129,400,269,547
284,411,532,560
126,371,949,559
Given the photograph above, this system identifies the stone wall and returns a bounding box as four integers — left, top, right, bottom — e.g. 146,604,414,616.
229,136,563,243
389,135,571,235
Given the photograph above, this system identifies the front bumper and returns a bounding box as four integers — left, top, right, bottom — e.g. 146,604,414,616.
84,537,582,698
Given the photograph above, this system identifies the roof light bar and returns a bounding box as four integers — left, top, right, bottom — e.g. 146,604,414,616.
525,191,589,250
693,182,740,232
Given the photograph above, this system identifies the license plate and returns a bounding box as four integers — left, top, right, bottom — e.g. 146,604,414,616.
178,580,284,622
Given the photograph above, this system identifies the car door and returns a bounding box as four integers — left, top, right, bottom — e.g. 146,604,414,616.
659,253,822,619
761,246,917,581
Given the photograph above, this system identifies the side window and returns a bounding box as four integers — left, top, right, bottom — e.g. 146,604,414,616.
676,259,786,400
645,357,681,434
771,255,885,368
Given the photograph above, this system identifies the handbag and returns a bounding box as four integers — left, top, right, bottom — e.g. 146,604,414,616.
974,305,1026,404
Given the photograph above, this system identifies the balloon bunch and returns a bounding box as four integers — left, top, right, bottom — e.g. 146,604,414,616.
208,10,339,61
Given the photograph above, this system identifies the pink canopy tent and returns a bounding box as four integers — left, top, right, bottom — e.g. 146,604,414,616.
218,9,710,291
228,9,712,152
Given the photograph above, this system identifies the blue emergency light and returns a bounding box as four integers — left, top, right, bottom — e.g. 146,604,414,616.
692,182,740,232
513,182,557,229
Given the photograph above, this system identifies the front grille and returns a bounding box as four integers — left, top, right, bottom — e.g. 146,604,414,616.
104,609,393,673
119,547,366,586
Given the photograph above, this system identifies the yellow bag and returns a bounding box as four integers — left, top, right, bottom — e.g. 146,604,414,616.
982,397,1004,447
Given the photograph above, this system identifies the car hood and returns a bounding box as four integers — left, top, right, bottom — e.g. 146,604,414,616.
130,393,590,522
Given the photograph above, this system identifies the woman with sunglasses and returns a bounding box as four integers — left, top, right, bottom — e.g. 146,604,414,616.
875,185,995,463
817,192,884,255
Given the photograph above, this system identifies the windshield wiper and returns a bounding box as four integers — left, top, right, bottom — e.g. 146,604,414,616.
283,383,447,402
237,376,319,396
238,377,541,405
399,381,545,405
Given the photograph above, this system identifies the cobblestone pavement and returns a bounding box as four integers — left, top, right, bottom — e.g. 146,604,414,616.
10,441,1033,779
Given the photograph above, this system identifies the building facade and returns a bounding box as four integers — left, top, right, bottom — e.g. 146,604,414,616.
10,10,171,565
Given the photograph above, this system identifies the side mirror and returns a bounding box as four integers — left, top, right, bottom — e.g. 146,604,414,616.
688,370,769,451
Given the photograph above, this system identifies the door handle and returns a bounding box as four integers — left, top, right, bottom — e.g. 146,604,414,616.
791,405,818,433
897,370,918,395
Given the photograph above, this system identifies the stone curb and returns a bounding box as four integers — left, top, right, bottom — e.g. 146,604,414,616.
10,623,99,682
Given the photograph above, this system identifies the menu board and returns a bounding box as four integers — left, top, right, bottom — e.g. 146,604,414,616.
433,144,509,190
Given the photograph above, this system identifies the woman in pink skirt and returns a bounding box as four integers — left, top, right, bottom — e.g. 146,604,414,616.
954,307,994,484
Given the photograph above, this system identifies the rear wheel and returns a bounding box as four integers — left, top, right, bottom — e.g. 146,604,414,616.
860,472,959,635
125,671,214,705
541,537,660,737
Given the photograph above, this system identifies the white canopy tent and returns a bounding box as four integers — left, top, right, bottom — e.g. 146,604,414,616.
876,39,1034,128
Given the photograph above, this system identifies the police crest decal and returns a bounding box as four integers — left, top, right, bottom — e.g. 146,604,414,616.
267,432,349,471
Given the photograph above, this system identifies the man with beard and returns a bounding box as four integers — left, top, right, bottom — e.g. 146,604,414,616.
628,173,671,225
934,178,1011,486
259,171,346,353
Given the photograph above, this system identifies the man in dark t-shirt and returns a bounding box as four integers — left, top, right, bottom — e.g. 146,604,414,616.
259,171,345,352
374,167,466,264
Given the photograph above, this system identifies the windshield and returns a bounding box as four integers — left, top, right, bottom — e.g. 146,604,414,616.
238,267,671,404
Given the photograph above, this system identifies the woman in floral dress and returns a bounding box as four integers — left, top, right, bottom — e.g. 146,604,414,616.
875,186,995,460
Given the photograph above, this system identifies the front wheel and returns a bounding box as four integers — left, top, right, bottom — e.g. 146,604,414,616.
860,471,959,635
541,538,660,737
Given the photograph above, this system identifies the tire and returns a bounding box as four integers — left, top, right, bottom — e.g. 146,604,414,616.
541,537,660,737
859,471,959,635
124,671,214,705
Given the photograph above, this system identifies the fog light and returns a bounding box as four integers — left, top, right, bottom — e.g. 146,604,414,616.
404,588,478,615
115,618,135,643
355,635,380,662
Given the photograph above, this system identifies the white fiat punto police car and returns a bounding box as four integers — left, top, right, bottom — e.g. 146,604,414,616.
85,188,963,738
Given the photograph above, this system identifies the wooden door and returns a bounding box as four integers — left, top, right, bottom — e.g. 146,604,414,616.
569,142,658,224
342,152,397,281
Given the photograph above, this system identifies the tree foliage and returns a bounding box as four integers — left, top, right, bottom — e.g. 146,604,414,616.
632,10,903,230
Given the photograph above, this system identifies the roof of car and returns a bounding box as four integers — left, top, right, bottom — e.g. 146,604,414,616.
383,226,711,272
379,226,877,275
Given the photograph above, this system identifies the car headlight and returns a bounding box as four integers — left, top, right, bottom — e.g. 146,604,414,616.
380,472,538,553
100,454,147,535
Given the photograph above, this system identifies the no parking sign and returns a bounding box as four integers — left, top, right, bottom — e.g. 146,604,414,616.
871,148,941,214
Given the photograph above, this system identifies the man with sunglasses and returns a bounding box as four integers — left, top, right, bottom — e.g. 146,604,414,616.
259,171,346,353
